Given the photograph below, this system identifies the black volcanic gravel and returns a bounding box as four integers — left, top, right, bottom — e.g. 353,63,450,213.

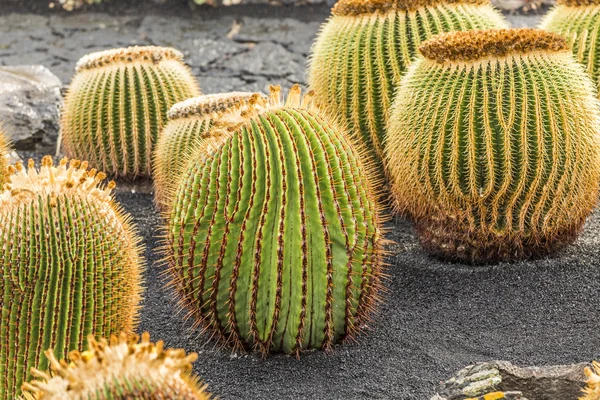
6,4,598,399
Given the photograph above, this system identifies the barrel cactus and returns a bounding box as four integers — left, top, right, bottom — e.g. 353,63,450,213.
0,156,144,398
540,0,600,93
21,332,210,400
153,92,266,210
581,361,600,400
386,28,600,263
167,84,384,356
61,46,201,179
308,0,508,169
0,130,8,189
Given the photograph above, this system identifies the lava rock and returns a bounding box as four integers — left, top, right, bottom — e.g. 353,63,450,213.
0,65,62,153
432,361,588,400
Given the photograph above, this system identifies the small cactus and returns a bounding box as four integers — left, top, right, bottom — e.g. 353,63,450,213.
61,46,201,179
166,85,384,356
581,362,600,400
153,92,265,210
0,130,8,189
0,156,144,398
540,0,600,93
386,28,600,263
21,332,210,400
308,0,508,169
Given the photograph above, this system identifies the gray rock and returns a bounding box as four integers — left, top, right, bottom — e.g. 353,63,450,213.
432,361,588,400
0,65,62,152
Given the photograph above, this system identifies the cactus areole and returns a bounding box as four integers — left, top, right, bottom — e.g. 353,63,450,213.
540,0,600,93
386,28,600,263
308,0,508,171
21,333,210,400
61,46,201,179
0,156,144,398
167,85,384,356
153,92,265,211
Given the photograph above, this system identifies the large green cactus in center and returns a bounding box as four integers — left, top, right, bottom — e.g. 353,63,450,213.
166,85,384,356
308,0,508,170
386,28,600,263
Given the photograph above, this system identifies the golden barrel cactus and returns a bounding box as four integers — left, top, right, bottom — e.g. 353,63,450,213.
0,130,8,189
540,0,600,93
308,0,508,169
153,92,265,210
0,156,144,398
581,362,600,400
386,28,600,263
21,333,210,400
61,46,201,179
166,85,384,356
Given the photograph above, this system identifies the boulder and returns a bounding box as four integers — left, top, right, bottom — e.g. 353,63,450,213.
432,361,588,400
0,65,62,153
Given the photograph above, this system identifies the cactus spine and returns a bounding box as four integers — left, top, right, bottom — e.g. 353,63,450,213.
540,0,600,94
167,85,384,356
581,362,600,400
0,131,8,190
61,46,201,179
21,332,210,400
308,0,508,168
153,92,264,211
386,28,600,263
0,156,144,398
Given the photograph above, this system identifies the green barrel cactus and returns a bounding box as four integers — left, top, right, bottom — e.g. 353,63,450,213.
166,84,384,356
61,46,201,179
21,332,211,400
0,156,144,398
153,92,266,211
386,28,600,263
308,0,508,169
540,0,600,92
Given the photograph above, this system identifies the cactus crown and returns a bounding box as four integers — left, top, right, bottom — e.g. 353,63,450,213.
168,92,266,120
332,0,491,15
556,0,600,5
581,362,600,400
0,156,116,207
75,46,184,72
21,333,210,400
419,28,569,63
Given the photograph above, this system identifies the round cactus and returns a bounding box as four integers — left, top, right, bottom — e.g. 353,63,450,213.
61,46,201,179
153,92,266,211
386,28,600,263
166,85,384,356
0,130,9,189
21,332,210,400
308,0,508,169
0,156,144,398
540,0,600,93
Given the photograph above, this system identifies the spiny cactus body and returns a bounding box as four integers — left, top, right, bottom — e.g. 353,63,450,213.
386,28,600,263
167,85,384,356
308,0,508,169
0,131,8,189
153,92,264,211
61,46,201,179
21,332,210,400
540,0,600,93
0,157,144,398
581,362,600,400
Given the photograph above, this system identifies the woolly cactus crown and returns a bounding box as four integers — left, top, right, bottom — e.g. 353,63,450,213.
332,0,491,14
581,362,600,400
0,130,9,189
22,333,210,400
75,46,185,72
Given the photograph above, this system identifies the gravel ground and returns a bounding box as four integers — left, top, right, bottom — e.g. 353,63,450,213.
4,4,597,400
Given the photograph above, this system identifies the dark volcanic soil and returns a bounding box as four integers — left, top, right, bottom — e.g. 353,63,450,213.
4,3,597,400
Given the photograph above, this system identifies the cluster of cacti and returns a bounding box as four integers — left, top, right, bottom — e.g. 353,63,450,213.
308,0,508,169
166,84,384,356
581,362,600,400
61,46,201,178
386,28,600,263
153,92,266,210
0,130,8,190
540,0,600,93
21,332,210,400
0,156,144,398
